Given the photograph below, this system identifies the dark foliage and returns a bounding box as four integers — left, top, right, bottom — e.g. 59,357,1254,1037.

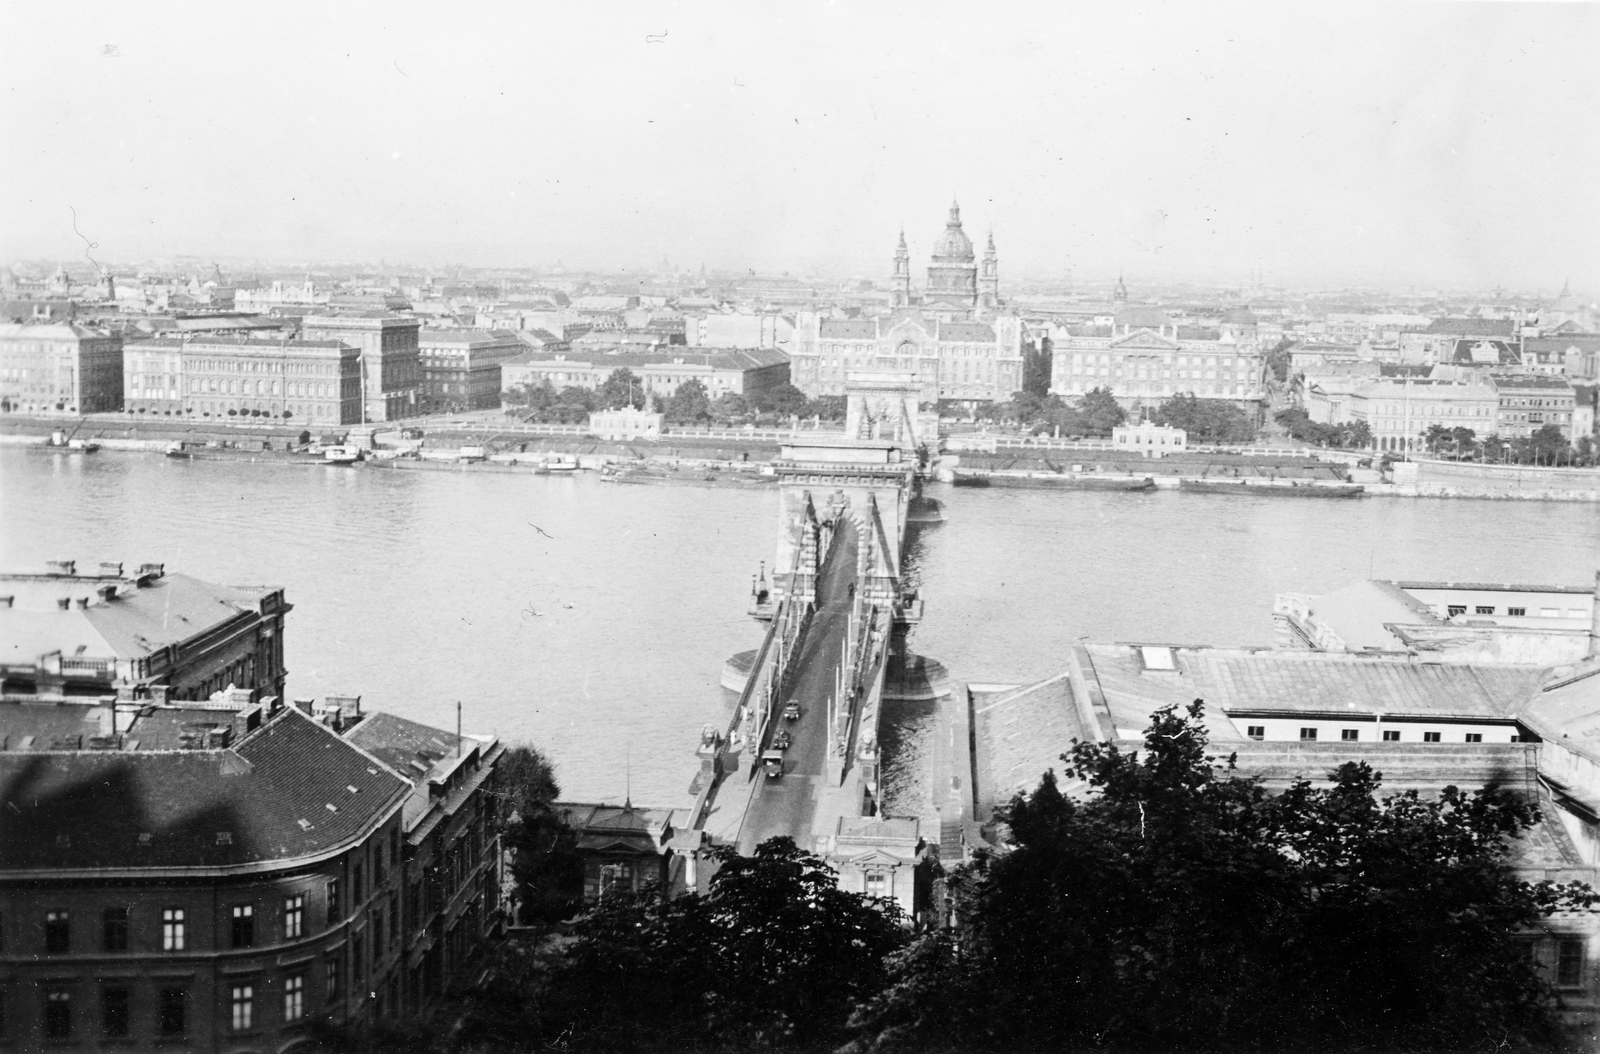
1156,392,1258,443
535,837,908,1051
498,745,584,926
846,702,1593,1054
1276,407,1372,449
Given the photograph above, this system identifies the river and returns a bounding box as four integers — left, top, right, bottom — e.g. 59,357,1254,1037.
4,447,1597,806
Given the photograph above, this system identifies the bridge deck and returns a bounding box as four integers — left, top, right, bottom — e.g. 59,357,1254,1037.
737,526,860,854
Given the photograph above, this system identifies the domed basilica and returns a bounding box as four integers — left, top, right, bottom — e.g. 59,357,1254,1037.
789,201,1024,405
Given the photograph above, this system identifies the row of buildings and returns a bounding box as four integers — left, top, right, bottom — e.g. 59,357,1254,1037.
1300,367,1591,451
0,319,531,424
0,562,506,1051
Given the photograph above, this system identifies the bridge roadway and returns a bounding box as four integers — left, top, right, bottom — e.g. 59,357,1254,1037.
737,526,860,855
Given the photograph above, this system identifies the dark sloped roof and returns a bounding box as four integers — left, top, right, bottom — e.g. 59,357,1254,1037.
0,709,408,873
939,322,997,341
819,319,878,339
345,710,470,784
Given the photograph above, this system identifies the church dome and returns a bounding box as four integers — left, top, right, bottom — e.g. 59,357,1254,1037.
931,201,974,261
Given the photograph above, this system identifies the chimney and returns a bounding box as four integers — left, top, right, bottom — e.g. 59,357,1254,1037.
293,697,315,715
46,560,76,576
148,685,169,705
98,585,118,602
98,562,124,577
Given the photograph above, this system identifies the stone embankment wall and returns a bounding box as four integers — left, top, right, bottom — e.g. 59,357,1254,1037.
1392,459,1600,502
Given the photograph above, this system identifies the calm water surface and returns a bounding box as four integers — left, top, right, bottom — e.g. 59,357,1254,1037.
5,448,1597,807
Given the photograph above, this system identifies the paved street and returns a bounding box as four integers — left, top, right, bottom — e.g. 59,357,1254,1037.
738,527,859,854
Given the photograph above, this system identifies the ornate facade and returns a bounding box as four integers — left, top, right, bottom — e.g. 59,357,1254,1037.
1049,307,1267,412
792,202,1023,405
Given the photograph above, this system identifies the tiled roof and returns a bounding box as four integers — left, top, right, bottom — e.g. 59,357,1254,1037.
1491,374,1573,392
939,322,996,341
0,708,408,874
819,320,878,339
1424,317,1516,337
972,675,1095,810
418,328,522,347
344,710,472,784
1113,307,1170,329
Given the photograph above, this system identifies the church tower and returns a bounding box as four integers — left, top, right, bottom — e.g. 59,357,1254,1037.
924,199,978,318
891,230,912,308
978,232,1000,311
1113,274,1128,305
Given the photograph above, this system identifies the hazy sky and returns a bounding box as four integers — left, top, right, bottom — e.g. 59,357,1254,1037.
2,2,1596,291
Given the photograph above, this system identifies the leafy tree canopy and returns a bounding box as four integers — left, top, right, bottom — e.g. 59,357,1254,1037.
1156,393,1258,443
847,702,1593,1054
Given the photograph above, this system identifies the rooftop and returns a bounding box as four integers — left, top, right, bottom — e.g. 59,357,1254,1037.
0,707,408,874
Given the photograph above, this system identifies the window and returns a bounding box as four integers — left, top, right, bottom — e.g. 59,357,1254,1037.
232,903,255,948
1424,732,1442,743
327,878,341,924
354,863,364,905
284,973,305,1022
45,909,70,953
284,894,304,939
44,989,72,1039
865,872,888,899
1341,729,1359,742
231,985,254,1031
1299,728,1317,741
102,906,128,951
353,934,364,984
1447,605,1467,616
1508,607,1526,617
158,988,186,1035
101,986,130,1037
1465,733,1484,743
1559,940,1584,987
372,911,384,957
326,951,343,1001
1383,730,1401,742
1246,725,1265,740
162,907,186,950
1475,606,1495,615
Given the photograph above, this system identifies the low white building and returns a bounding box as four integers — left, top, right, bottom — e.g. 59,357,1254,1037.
1112,421,1186,457
589,406,663,441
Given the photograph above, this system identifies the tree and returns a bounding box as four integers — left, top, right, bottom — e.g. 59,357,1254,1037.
1156,393,1257,443
540,837,907,1051
1021,336,1053,397
709,391,751,425
597,368,645,410
751,381,809,417
805,394,848,422
665,378,712,424
497,745,584,926
1075,386,1126,436
1531,423,1570,465
847,702,1593,1054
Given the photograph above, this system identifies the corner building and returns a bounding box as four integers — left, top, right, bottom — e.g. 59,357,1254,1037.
0,700,412,1051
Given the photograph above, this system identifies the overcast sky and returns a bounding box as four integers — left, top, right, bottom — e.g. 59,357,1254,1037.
2,2,1596,291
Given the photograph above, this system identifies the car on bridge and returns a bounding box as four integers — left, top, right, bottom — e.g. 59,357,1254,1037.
783,700,801,722
773,729,792,751
762,750,785,779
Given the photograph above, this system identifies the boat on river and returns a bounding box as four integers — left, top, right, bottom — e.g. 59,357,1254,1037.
953,471,1155,491
323,445,363,465
1179,478,1362,498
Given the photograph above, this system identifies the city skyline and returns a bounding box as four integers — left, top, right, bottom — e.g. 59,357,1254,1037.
2,3,1598,290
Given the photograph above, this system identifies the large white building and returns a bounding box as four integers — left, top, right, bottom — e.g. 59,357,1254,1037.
1048,307,1266,411
788,203,1025,405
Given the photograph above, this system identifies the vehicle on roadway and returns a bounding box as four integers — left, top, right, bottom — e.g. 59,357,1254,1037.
773,729,792,751
784,700,801,722
762,750,785,779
